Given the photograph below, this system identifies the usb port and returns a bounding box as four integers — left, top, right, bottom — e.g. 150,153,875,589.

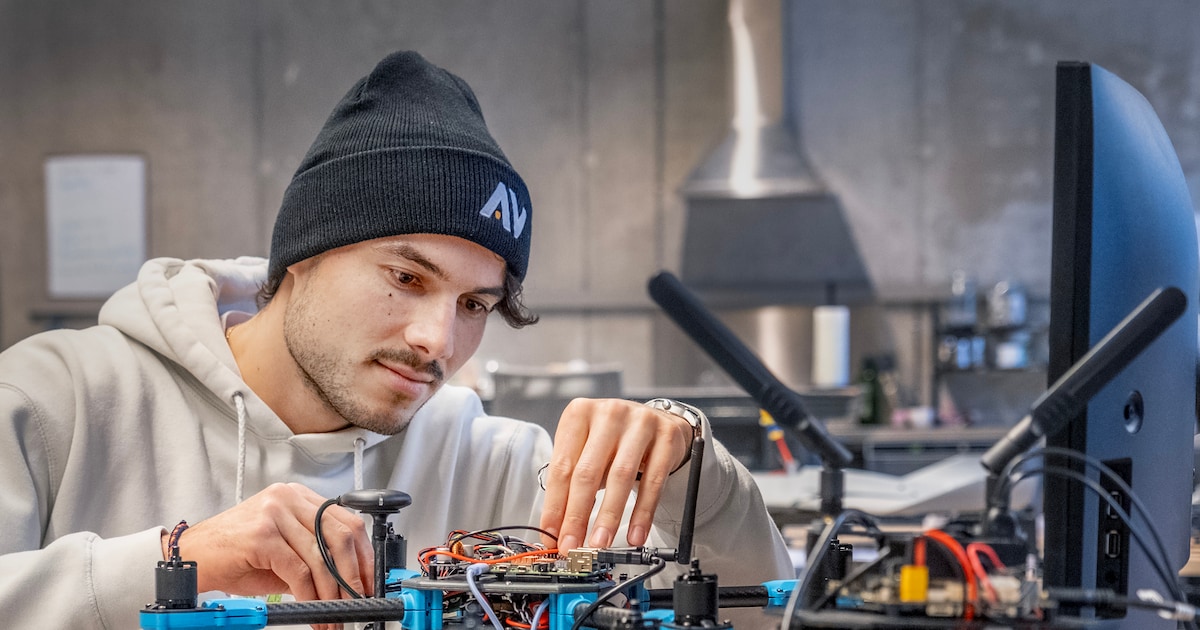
1104,530,1122,558
1106,491,1122,519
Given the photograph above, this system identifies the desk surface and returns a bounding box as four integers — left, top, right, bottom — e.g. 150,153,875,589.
752,453,1034,518
825,422,1012,445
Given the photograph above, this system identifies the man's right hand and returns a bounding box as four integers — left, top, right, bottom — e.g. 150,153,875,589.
164,483,374,601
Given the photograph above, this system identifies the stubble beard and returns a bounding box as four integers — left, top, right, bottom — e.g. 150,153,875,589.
281,292,444,436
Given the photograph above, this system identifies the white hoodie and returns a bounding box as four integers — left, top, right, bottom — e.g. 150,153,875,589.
0,257,792,628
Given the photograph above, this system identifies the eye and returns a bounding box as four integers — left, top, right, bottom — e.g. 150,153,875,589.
462,297,494,315
392,271,418,286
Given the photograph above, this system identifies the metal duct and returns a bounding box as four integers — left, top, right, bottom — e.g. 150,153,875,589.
680,0,871,307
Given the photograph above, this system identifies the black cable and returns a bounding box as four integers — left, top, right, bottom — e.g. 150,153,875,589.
448,525,559,546
1002,445,1180,604
807,544,893,611
1047,586,1200,621
781,509,881,629
569,556,666,630
1007,465,1187,621
314,498,364,599
1000,447,1190,609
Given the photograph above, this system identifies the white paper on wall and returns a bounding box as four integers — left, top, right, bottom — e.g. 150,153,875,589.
44,155,147,298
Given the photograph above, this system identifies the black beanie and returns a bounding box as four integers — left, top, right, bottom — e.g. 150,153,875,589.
269,51,532,282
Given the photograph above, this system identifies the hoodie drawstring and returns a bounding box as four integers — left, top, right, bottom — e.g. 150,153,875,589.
353,437,366,490
229,391,366,502
233,392,247,504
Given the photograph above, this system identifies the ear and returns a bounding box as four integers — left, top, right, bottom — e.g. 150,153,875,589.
286,253,325,286
274,255,321,306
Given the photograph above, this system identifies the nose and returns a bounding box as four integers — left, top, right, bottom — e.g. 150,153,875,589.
403,297,456,362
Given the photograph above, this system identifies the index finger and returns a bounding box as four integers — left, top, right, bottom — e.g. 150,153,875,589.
538,399,599,551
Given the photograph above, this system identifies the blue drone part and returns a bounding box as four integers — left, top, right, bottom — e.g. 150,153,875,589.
761,579,796,608
139,576,799,629
140,598,267,629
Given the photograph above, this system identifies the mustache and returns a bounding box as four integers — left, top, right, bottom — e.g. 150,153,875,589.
369,348,445,383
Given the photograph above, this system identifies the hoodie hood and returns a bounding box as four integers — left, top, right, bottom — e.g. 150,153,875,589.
97,257,390,457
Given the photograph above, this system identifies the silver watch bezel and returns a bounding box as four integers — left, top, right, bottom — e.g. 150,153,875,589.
644,397,704,439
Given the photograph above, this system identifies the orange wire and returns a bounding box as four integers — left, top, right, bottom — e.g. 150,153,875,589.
913,537,926,566
484,548,560,563
923,529,976,620
420,547,561,566
507,620,550,630
421,549,472,565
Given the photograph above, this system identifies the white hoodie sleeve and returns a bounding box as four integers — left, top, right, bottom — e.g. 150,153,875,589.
0,383,164,628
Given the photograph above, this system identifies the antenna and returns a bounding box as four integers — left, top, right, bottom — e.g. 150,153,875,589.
648,270,851,515
675,435,706,565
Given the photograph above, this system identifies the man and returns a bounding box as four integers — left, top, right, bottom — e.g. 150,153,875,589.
0,51,791,627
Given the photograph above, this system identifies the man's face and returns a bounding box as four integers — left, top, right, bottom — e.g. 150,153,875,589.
282,233,506,434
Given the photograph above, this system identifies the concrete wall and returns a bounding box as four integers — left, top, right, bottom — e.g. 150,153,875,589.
2,1,1199,403
794,0,1200,293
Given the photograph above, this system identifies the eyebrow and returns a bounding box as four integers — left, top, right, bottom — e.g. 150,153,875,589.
378,242,506,299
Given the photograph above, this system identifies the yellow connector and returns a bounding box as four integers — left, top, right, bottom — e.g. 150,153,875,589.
759,410,784,441
898,564,929,603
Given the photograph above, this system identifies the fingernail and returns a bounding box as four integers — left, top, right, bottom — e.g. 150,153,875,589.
560,535,579,551
589,527,612,548
628,525,647,547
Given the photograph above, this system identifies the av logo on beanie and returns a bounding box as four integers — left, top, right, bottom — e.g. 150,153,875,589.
479,181,528,239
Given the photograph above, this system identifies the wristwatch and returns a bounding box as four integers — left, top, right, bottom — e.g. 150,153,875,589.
644,398,705,473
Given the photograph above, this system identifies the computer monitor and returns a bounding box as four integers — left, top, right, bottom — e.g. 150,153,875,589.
1045,61,1198,626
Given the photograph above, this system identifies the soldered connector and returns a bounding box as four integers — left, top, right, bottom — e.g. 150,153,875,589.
565,548,600,573
565,546,666,573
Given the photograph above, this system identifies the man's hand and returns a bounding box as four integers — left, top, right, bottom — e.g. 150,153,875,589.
164,482,374,602
538,398,695,552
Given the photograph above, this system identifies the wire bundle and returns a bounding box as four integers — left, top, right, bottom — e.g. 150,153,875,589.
418,526,560,577
417,527,561,629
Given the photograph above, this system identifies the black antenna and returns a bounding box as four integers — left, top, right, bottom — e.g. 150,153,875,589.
981,286,1186,475
648,270,852,516
675,435,705,565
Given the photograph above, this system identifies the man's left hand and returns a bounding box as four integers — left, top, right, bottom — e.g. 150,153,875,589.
537,398,695,552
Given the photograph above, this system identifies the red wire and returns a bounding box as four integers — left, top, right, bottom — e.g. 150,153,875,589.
759,411,797,471
965,546,996,604
924,529,977,620
503,602,551,629
774,438,796,469
966,542,1007,605
967,542,1007,571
